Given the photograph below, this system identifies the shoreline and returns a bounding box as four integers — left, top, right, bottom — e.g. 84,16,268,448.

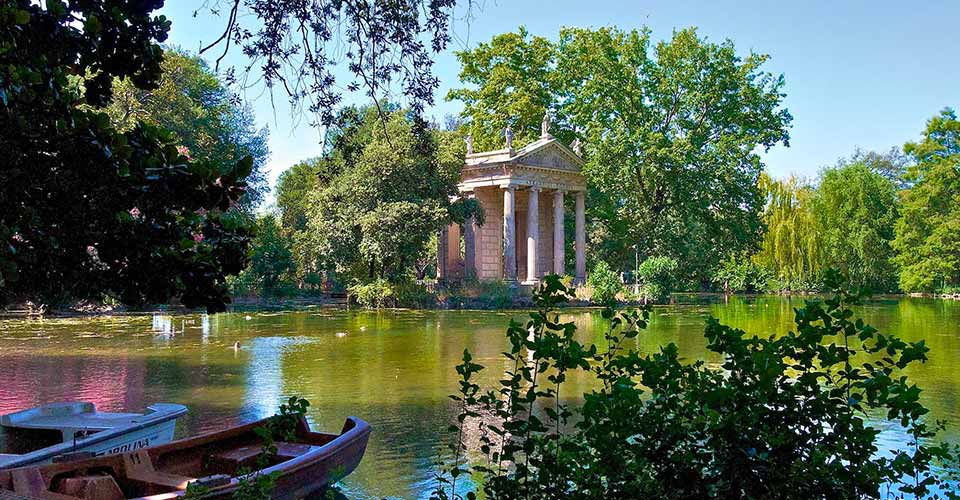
2,290,957,319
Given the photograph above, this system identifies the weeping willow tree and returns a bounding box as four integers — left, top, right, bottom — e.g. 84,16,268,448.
754,173,822,289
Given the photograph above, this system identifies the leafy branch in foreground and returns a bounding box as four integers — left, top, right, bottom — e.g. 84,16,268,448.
433,272,960,499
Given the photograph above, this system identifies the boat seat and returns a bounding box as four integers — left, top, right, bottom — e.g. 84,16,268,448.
204,444,262,475
274,442,313,459
122,450,194,489
205,442,312,475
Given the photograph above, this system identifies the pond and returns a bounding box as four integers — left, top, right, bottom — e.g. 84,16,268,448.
0,295,958,498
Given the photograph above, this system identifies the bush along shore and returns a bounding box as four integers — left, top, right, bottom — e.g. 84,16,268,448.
431,272,960,499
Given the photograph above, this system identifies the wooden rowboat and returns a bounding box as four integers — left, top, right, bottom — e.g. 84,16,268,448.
0,415,371,499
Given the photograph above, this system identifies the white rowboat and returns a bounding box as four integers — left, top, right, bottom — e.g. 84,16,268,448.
0,402,187,469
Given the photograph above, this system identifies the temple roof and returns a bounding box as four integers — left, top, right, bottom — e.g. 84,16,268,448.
459,135,587,192
464,135,584,173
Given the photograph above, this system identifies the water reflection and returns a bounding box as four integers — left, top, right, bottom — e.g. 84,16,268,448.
0,296,957,498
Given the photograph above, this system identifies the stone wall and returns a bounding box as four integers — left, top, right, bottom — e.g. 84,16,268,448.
474,187,503,280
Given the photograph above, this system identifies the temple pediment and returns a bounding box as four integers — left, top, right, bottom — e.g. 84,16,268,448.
512,137,584,173
459,135,587,192
463,136,584,173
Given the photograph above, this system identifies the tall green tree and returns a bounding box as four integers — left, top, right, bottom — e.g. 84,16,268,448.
107,49,270,211
275,104,392,284
231,214,296,297
754,174,821,289
303,109,481,281
812,163,899,291
0,0,253,311
447,27,560,150
449,27,792,284
277,158,326,234
892,108,960,292
556,27,791,283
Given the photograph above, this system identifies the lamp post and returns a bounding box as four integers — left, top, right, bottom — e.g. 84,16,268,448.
633,244,639,296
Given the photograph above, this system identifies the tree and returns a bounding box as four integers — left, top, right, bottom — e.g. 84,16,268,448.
892,108,960,292
447,27,560,150
0,0,252,312
754,174,822,289
276,159,324,234
838,146,912,190
195,0,462,126
107,48,270,212
303,109,482,281
813,163,899,291
275,104,393,285
448,27,792,284
636,255,679,302
232,214,296,297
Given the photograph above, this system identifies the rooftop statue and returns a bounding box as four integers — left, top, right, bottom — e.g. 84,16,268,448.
504,125,513,150
571,138,582,155
541,111,551,137
465,134,474,155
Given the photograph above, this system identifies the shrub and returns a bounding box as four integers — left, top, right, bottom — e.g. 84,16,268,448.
442,279,514,309
433,272,960,500
347,279,394,308
637,255,678,302
476,280,514,309
711,255,774,293
587,261,622,305
393,281,437,308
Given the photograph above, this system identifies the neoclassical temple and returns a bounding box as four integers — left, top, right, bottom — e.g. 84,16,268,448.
438,117,587,285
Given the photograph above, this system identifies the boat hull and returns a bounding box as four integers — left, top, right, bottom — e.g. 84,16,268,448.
0,404,186,469
138,417,371,499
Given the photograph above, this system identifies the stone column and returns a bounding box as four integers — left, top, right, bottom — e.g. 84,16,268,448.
553,190,565,275
437,226,448,282
502,186,517,281
447,223,461,278
464,216,476,279
525,187,540,284
575,191,586,284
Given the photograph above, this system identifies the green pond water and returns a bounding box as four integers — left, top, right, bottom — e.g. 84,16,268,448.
0,295,959,498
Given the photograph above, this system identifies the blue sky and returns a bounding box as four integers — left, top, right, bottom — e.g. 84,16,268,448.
159,1,959,202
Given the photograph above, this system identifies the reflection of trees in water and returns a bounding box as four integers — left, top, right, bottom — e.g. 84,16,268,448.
0,354,143,413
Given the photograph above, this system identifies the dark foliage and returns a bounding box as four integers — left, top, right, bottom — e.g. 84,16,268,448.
434,273,960,499
0,1,252,311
